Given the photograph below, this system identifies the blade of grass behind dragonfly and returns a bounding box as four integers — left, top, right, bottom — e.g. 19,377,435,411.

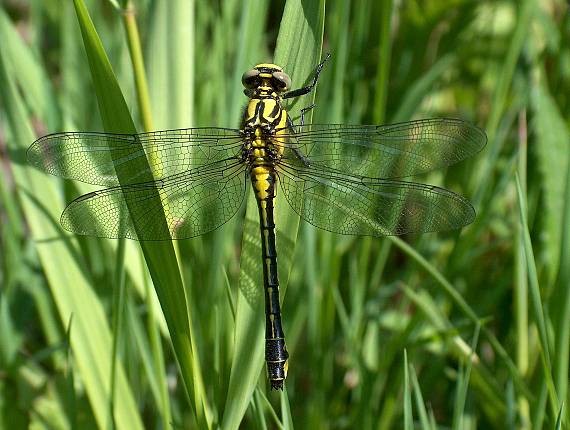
106,0,170,331
71,1,213,426
553,128,570,426
145,0,193,130
451,325,480,430
111,5,174,424
515,174,559,419
403,350,413,430
409,364,434,430
372,0,393,125
391,234,532,402
0,9,58,128
0,25,144,430
514,110,531,426
477,0,534,186
554,404,565,430
531,55,570,428
281,388,294,430
222,0,325,427
531,71,570,285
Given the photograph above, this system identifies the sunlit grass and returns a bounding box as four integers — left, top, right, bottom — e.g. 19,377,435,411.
1,0,569,429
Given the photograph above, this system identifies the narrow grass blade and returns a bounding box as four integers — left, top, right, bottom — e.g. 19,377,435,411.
392,54,456,123
531,75,570,283
553,136,570,424
0,37,144,430
121,1,154,132
403,350,413,430
71,0,210,425
452,325,480,430
390,236,531,400
532,66,570,426
281,388,293,430
515,110,531,428
372,0,393,124
554,403,564,430
515,174,559,417
223,0,325,427
409,365,433,430
0,8,57,127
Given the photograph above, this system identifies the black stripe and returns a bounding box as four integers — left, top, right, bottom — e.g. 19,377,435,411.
268,100,280,119
255,99,264,118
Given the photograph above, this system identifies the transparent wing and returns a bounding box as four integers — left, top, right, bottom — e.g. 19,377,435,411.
278,163,475,236
278,118,486,179
60,159,247,240
28,127,244,186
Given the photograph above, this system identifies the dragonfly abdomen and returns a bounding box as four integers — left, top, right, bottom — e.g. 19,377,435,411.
250,167,289,389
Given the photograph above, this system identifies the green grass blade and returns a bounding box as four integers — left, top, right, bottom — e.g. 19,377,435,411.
553,137,570,425
280,388,293,430
222,1,325,427
146,0,194,130
531,74,570,283
515,174,559,418
409,365,433,430
515,111,531,428
484,0,534,143
372,0,393,124
452,325,480,430
391,54,456,123
121,1,154,132
0,36,144,430
71,1,211,425
403,350,413,430
0,8,57,127
531,64,570,426
391,235,532,400
554,403,564,430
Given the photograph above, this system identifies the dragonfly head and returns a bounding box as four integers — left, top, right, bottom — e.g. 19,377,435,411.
242,64,291,96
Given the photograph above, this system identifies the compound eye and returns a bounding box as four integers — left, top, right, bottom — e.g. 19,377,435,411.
242,69,260,88
272,71,291,91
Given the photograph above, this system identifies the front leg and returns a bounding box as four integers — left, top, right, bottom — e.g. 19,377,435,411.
299,104,315,127
282,53,331,100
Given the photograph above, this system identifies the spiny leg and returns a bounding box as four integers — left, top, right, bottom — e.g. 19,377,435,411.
286,116,311,167
282,53,331,100
299,103,315,127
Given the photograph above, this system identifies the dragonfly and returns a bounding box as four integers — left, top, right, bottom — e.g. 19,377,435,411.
28,54,486,390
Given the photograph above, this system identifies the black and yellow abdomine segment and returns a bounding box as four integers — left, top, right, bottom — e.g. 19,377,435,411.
241,63,291,390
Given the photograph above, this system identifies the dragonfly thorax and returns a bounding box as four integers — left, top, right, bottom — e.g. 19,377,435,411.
241,88,288,168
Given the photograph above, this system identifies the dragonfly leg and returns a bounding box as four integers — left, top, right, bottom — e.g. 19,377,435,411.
300,104,315,126
282,53,331,100
285,116,311,167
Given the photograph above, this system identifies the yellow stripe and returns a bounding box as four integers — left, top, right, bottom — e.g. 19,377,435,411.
247,100,258,119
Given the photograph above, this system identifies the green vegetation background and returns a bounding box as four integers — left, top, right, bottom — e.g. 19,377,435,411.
0,0,569,429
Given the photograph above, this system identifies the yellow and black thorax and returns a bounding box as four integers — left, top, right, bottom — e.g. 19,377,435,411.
241,63,291,171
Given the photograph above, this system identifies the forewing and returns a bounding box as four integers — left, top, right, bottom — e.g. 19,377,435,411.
61,159,247,240
28,127,244,186
278,165,475,236
279,118,486,179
